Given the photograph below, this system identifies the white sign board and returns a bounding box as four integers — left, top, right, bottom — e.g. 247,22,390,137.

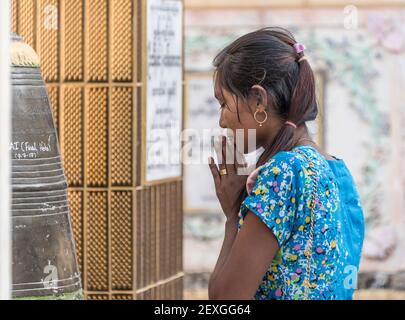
145,0,183,183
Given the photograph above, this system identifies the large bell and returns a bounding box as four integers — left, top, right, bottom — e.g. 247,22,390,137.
10,33,82,299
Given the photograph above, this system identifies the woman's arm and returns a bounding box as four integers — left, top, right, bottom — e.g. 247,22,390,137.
208,216,238,297
208,211,279,300
207,136,280,299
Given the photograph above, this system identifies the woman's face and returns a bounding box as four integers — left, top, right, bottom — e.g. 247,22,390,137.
214,82,276,154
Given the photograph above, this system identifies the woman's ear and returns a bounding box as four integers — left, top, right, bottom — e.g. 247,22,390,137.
250,85,268,111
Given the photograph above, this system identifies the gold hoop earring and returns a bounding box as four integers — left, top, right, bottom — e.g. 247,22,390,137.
254,109,268,127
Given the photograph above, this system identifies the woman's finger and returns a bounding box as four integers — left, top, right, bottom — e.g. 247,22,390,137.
208,156,220,186
222,136,235,175
234,146,248,175
213,136,226,172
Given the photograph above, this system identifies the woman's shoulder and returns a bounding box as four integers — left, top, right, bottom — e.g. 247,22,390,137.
246,149,307,194
252,146,325,189
260,147,308,174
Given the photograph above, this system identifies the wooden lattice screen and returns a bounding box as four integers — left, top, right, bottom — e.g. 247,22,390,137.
11,0,184,300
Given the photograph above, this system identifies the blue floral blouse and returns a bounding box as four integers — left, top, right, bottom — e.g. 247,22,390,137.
238,145,365,300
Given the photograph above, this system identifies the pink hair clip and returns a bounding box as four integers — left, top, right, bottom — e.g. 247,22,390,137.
293,43,306,54
285,121,297,129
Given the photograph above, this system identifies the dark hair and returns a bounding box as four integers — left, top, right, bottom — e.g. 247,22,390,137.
213,27,318,168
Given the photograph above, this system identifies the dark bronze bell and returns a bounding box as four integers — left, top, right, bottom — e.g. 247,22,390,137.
10,33,82,299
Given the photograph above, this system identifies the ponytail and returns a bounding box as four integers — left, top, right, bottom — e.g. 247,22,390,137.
256,57,317,168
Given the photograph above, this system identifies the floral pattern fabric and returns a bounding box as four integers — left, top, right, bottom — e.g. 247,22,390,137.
238,145,364,300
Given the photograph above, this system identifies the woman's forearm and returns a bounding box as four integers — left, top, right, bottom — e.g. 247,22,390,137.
208,216,238,298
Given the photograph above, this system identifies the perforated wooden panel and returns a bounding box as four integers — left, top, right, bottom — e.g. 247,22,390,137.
111,191,133,290
86,87,108,187
68,190,83,274
111,87,133,186
64,0,84,81
62,87,84,186
11,0,184,300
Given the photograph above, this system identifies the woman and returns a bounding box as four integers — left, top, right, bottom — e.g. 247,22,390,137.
207,27,365,300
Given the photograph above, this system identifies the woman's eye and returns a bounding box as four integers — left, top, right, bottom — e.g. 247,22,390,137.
219,103,225,109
